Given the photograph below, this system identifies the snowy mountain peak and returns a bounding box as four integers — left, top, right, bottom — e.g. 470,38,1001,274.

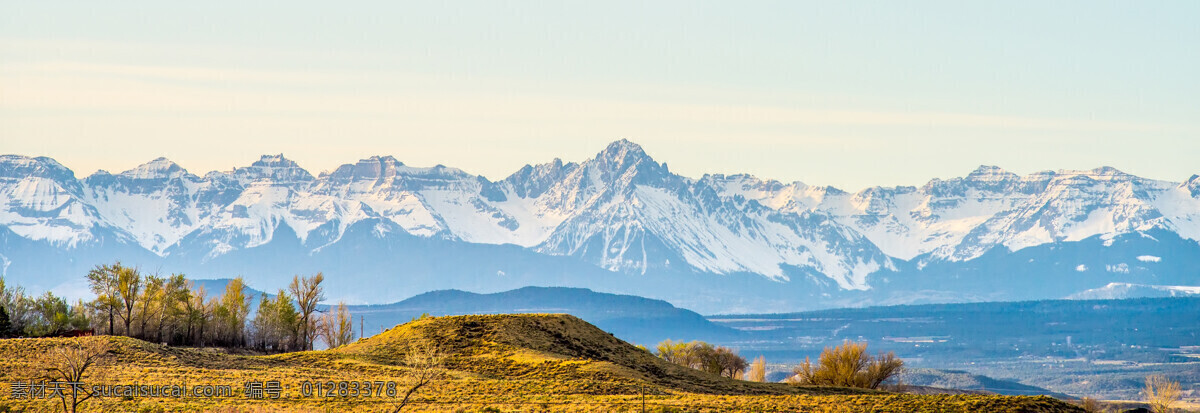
602,138,644,153
0,155,77,183
119,157,190,180
585,139,671,188
322,155,406,183
253,154,299,168
0,155,109,248
233,154,314,184
595,139,653,167
922,165,1024,197
965,165,1018,183
1089,166,1127,176
1183,175,1200,198
321,156,476,187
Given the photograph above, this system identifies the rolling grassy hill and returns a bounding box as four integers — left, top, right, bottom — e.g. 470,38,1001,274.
346,286,740,346
0,314,1084,412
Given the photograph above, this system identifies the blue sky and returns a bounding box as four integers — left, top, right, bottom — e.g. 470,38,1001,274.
2,1,1197,190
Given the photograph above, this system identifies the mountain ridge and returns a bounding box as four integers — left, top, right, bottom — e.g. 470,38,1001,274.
345,285,738,345
3,140,1199,312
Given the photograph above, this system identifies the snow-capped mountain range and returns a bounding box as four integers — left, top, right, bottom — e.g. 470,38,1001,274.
3,140,1199,312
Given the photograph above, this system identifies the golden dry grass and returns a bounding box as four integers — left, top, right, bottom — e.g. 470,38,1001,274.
0,314,1084,412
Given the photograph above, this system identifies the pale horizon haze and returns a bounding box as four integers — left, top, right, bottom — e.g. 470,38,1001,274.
2,1,1198,191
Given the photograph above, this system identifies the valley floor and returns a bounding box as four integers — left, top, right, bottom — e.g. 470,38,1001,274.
709,297,1200,403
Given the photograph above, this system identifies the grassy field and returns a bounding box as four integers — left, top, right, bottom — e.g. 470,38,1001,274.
0,314,1084,412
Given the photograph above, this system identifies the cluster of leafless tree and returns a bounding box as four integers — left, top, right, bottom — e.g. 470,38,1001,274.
250,275,356,351
650,338,905,388
0,262,357,351
654,339,749,378
652,338,902,389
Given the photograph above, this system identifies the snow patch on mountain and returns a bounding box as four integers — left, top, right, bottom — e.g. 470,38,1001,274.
1067,282,1200,300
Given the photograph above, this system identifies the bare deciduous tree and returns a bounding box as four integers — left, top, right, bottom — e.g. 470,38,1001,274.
392,341,446,413
1078,397,1104,413
288,273,325,351
40,339,111,413
318,301,354,349
1144,375,1181,413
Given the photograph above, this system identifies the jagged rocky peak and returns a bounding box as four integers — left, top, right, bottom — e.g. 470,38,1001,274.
922,165,1021,197
533,158,574,177
850,186,912,215
505,157,580,199
323,155,407,183
119,157,190,180
700,173,791,195
1182,174,1200,198
233,154,314,184
585,139,671,185
595,139,652,165
820,185,848,196
252,154,303,168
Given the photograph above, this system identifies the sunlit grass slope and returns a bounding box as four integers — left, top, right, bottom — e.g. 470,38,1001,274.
0,314,1084,412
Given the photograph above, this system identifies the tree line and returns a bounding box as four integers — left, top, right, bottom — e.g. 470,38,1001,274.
654,339,749,378
651,338,903,389
0,262,356,352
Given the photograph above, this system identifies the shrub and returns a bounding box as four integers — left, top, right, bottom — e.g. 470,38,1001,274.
747,356,766,382
1078,397,1103,413
791,340,903,389
1144,375,1181,413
